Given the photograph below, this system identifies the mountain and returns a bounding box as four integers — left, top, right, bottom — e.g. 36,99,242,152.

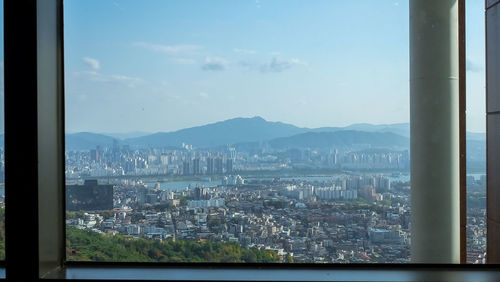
311,123,409,137
268,131,409,150
65,132,118,150
124,116,307,148
467,139,486,172
102,131,151,140
62,117,486,151
318,123,485,141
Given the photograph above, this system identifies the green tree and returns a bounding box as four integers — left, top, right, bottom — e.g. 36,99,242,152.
66,226,280,263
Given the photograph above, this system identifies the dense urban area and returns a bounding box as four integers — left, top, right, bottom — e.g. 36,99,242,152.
63,135,486,264
0,118,486,263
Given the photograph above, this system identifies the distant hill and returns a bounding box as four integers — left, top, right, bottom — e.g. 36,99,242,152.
124,116,307,148
315,123,485,141
62,117,486,151
102,131,151,140
66,226,280,263
65,132,118,150
269,131,409,150
313,123,411,138
467,139,486,172
123,118,416,149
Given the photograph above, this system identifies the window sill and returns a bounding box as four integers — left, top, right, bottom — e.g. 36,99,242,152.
60,265,500,281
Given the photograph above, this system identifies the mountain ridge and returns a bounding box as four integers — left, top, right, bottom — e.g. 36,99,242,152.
62,116,485,150
269,130,409,149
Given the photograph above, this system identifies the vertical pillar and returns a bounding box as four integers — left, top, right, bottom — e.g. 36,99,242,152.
486,0,500,264
4,0,40,279
37,0,66,277
4,0,65,279
410,0,460,263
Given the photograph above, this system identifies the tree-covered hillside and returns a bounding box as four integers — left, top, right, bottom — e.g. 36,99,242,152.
66,227,280,263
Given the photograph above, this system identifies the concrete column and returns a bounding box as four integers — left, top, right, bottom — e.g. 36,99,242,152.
486,0,500,264
410,0,460,263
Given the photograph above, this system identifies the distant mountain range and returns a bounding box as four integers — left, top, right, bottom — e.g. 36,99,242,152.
0,116,484,151
65,117,413,150
268,131,409,149
312,123,411,138
125,116,306,148
63,116,485,152
65,132,118,151
101,131,152,140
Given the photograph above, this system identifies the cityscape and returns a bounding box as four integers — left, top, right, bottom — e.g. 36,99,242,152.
64,117,486,264
60,0,487,264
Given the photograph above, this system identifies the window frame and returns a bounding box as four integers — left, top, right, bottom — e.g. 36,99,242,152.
4,0,499,280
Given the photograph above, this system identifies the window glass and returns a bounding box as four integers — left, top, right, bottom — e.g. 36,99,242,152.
465,0,486,264
0,0,5,261
64,0,485,264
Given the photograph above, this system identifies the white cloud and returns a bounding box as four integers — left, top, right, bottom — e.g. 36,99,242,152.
110,74,145,87
237,56,308,73
466,58,483,73
75,70,106,81
133,42,202,54
233,48,257,54
201,57,229,71
74,71,144,87
199,92,209,99
112,2,124,10
260,57,308,73
82,57,100,70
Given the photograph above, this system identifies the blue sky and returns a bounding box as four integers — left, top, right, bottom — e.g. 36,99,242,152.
63,0,485,134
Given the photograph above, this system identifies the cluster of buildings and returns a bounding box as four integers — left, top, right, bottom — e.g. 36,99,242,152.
467,208,487,264
466,175,487,264
332,150,410,170
65,144,410,179
63,142,486,264
66,145,237,178
66,174,413,263
279,175,390,202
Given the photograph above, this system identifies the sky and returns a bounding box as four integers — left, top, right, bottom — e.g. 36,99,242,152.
61,0,485,134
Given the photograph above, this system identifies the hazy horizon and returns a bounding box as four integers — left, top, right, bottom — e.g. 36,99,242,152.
63,115,486,136
66,115,411,134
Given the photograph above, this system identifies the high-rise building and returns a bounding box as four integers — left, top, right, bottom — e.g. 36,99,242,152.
160,154,169,165
193,158,200,175
194,187,208,200
183,160,190,175
376,176,391,192
90,149,99,162
66,180,113,211
215,158,223,174
206,157,214,175
226,158,233,174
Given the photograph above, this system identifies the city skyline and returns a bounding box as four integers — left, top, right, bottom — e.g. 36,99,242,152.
63,0,486,134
